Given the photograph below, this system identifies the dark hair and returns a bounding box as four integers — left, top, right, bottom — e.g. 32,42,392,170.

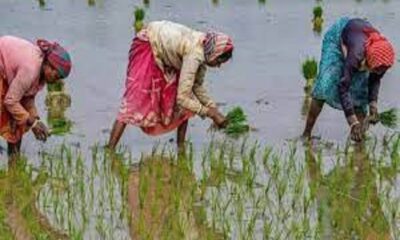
217,50,233,63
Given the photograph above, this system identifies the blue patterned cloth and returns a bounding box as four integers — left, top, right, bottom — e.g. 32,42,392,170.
312,17,369,114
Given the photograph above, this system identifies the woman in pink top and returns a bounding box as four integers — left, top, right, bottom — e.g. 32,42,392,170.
0,36,72,160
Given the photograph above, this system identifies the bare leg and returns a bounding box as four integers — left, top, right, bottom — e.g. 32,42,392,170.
107,120,127,151
177,120,188,156
302,98,325,138
8,140,21,166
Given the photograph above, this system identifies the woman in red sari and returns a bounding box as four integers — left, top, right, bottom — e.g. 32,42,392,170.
108,21,234,152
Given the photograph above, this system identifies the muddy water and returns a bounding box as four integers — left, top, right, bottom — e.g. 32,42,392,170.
0,0,399,158
0,1,400,239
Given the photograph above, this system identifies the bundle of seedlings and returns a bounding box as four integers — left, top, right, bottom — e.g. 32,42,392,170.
313,6,323,19
134,7,146,32
312,5,324,34
302,58,318,93
379,108,398,129
224,107,250,137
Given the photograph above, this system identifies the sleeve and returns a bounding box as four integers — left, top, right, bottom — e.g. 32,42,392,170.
21,96,39,119
4,67,36,125
368,72,384,104
177,54,210,117
192,65,217,108
338,41,364,118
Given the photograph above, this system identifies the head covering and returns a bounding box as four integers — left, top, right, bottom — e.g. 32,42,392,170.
36,39,72,79
203,31,234,63
364,29,395,70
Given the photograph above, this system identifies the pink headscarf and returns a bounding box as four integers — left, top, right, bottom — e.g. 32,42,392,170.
203,31,234,63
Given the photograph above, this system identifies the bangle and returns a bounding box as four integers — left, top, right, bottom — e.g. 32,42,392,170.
349,121,360,130
31,119,40,128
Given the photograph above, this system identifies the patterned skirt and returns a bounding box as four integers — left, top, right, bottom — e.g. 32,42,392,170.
117,34,193,136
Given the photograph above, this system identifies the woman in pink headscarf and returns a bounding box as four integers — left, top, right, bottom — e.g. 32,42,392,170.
108,21,234,153
0,36,72,160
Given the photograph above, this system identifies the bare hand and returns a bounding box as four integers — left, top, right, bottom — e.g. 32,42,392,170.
207,108,228,129
31,120,49,142
350,122,363,142
10,119,17,134
368,104,379,125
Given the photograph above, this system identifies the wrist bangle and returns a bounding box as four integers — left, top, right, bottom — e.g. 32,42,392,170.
31,119,40,128
349,121,360,130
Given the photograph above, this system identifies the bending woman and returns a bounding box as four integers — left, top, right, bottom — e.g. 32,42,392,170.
303,17,395,141
108,21,234,151
0,36,72,159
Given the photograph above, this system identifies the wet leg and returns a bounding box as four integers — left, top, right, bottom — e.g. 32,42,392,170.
302,98,325,139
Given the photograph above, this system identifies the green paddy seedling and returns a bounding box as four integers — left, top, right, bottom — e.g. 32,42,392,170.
134,7,146,32
88,0,95,6
38,0,46,8
312,6,324,34
302,58,318,93
379,108,398,129
313,6,323,19
224,107,251,137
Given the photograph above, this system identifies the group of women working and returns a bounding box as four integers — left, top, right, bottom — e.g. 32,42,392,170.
0,17,395,161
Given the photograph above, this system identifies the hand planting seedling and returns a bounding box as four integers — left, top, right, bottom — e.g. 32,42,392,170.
224,107,250,137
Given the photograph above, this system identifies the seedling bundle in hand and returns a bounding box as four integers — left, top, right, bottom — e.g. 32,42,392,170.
379,108,398,129
224,107,250,137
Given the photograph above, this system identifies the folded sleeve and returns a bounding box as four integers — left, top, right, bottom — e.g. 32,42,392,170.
368,72,384,103
21,96,39,119
193,65,216,108
338,44,364,118
177,54,209,117
4,67,37,125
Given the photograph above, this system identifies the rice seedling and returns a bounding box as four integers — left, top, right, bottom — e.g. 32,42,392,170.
134,7,146,33
37,0,46,8
224,107,250,137
302,58,318,82
258,0,266,5
312,6,324,34
313,6,323,19
87,0,95,6
1,131,400,239
134,7,145,23
378,108,398,129
302,57,318,93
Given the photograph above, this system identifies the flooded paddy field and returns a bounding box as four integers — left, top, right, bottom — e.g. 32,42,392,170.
0,0,400,239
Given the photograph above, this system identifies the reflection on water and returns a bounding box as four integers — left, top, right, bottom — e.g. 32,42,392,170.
306,143,392,239
112,155,222,239
0,159,67,239
0,137,399,239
